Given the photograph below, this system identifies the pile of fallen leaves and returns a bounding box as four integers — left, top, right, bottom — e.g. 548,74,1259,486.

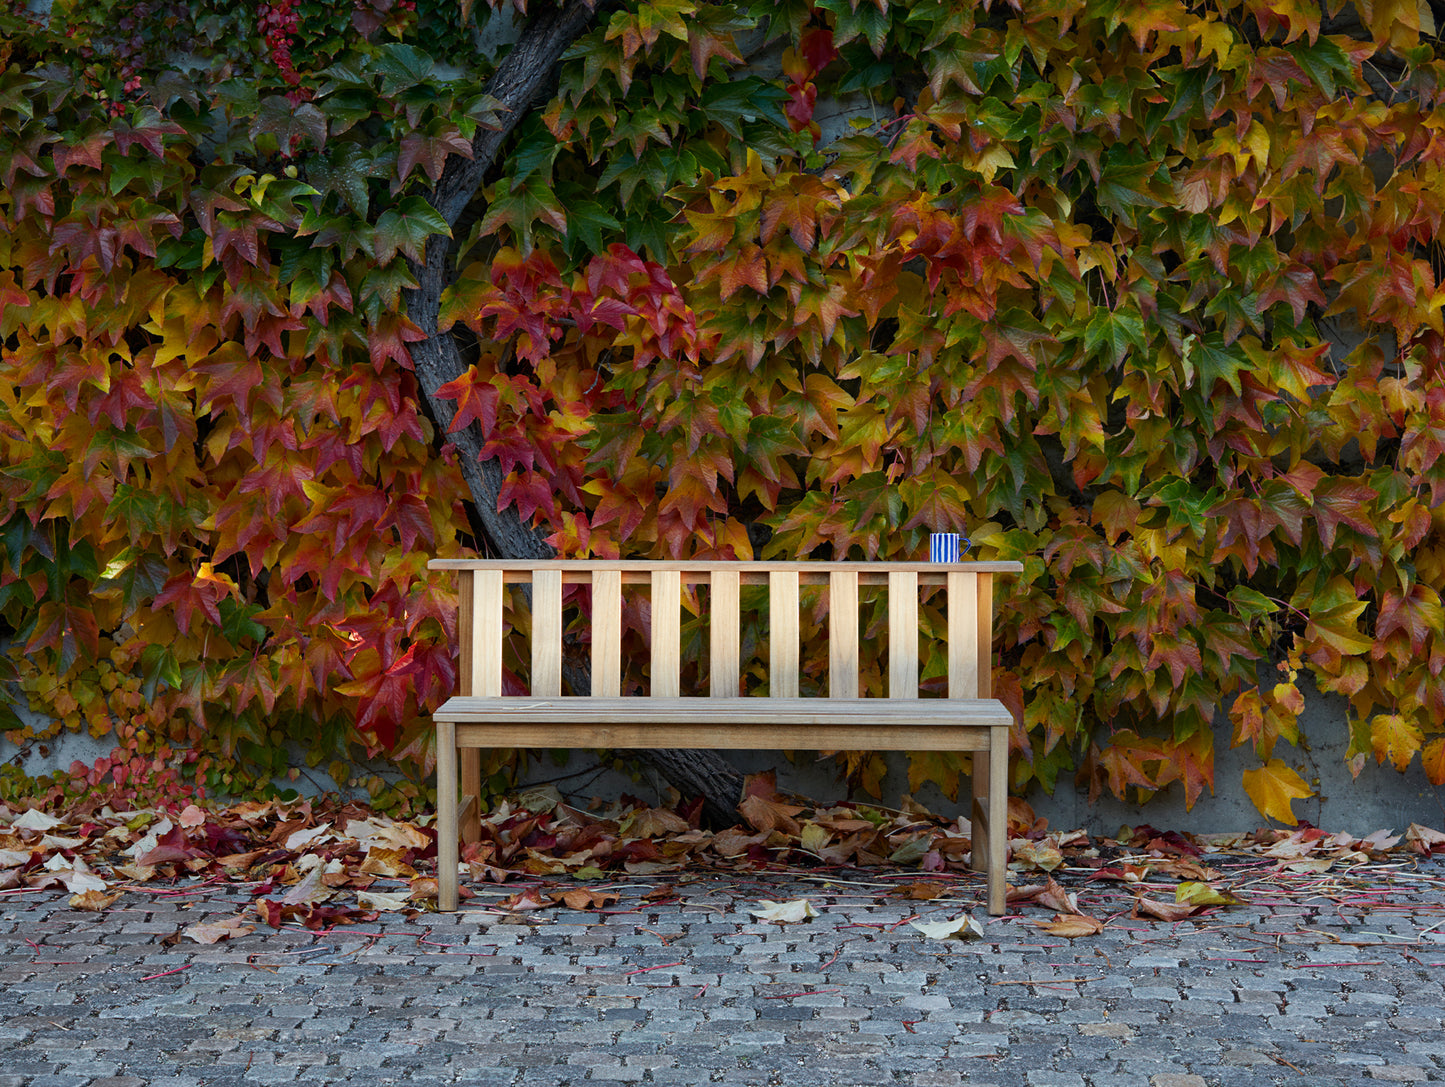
2,772,1443,945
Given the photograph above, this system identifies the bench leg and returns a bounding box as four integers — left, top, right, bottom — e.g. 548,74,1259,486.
436,721,460,912
460,748,482,845
987,724,1008,916
970,749,990,877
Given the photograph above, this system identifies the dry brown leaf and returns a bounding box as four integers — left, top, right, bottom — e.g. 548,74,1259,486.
552,888,620,911
1035,913,1104,937
183,915,254,944
68,889,120,911
359,847,418,879
620,808,691,838
498,887,550,911
1407,823,1445,855
895,880,949,901
407,877,439,901
738,794,804,836
1034,876,1082,915
1013,838,1065,872
1133,896,1200,923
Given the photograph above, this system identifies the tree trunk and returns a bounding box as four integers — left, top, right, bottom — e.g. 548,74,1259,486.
404,1,746,826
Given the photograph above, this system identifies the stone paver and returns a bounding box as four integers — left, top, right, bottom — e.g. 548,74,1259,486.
0,859,1443,1084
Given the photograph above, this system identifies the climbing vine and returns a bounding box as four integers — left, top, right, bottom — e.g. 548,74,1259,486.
1,0,1444,823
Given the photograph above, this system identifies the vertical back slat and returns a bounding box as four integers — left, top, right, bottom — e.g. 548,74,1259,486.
591,570,622,697
532,569,562,697
888,570,918,698
829,570,859,699
457,571,475,695
976,572,994,699
769,570,800,698
651,570,681,697
947,571,979,699
709,569,741,697
472,569,504,697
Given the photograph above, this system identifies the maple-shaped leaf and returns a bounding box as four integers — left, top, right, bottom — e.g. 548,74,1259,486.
372,197,450,264
1421,739,1445,786
1375,583,1444,658
1302,576,1373,656
1370,713,1424,773
1083,307,1146,367
1310,476,1378,550
1241,759,1313,826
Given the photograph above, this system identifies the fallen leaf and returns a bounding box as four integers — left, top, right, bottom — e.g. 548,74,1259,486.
749,898,818,923
359,848,418,879
620,807,691,838
183,915,255,944
552,888,621,910
281,866,330,906
1175,881,1246,907
1133,896,1200,922
909,914,985,940
11,809,63,832
1034,876,1083,915
407,877,439,901
1035,913,1104,937
1406,824,1445,855
895,880,949,901
498,887,550,911
68,889,120,911
1280,857,1335,874
1013,838,1065,871
356,890,412,912
345,817,429,852
284,823,333,851
738,794,804,836
42,855,108,893
178,804,207,828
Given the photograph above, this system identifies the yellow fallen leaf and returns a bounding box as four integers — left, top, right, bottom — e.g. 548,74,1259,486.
1175,881,1246,907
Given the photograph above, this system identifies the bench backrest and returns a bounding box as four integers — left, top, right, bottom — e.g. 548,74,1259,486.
429,561,1022,701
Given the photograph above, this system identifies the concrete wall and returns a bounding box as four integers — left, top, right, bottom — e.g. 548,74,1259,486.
13,677,1439,834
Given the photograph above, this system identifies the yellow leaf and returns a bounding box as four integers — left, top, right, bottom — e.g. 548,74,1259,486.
1241,759,1314,826
1421,738,1445,786
1175,881,1245,907
1370,713,1424,772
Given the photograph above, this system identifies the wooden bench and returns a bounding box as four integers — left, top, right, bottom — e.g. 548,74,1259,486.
426,560,1022,914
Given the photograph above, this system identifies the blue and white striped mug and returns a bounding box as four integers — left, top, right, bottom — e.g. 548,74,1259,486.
929,533,970,562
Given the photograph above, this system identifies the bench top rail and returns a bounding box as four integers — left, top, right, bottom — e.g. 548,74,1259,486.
445,560,1018,702
430,558,1022,585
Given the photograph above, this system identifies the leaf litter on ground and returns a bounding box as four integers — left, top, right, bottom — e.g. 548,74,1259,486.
0,771,1442,946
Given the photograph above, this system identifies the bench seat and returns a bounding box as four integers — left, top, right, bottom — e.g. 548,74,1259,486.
435,695,1013,750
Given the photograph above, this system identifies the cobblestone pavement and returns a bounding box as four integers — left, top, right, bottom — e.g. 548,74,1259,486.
2,859,1444,1087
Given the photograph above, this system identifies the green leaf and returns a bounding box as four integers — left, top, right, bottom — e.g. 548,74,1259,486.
372,195,450,264
218,597,267,645
1083,307,1146,367
372,43,437,95
140,643,183,702
563,199,622,256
